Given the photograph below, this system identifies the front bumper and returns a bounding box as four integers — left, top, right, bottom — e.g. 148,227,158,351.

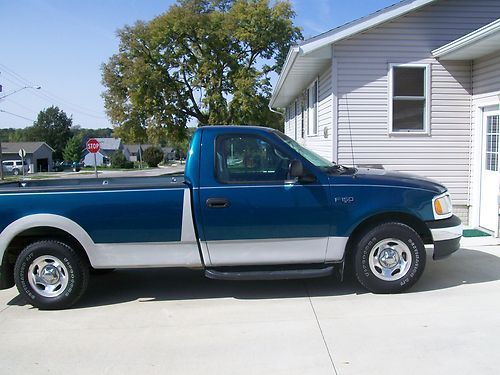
426,215,462,260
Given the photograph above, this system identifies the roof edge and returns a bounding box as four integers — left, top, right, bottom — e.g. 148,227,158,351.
300,0,436,55
269,46,300,108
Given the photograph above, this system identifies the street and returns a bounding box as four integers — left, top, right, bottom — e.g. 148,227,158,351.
0,237,499,374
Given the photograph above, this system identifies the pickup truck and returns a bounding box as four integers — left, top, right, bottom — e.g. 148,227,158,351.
0,126,462,309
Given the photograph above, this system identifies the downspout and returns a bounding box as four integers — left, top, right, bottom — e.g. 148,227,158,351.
467,59,473,226
268,106,285,116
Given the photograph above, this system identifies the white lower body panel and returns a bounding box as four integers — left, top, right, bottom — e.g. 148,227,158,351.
92,242,202,268
205,236,348,266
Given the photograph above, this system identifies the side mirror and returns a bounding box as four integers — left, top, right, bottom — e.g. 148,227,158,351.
289,159,316,183
289,159,304,178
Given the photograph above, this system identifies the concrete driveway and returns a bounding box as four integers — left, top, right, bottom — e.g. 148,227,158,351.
0,237,499,375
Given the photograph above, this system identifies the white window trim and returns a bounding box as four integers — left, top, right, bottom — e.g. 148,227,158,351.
307,78,319,137
388,63,431,135
294,100,299,140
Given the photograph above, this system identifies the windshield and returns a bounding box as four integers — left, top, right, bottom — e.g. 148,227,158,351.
274,131,336,170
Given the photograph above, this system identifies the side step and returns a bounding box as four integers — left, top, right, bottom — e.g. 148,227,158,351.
205,264,335,281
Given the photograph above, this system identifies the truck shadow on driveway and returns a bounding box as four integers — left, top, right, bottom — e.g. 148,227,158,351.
7,248,500,309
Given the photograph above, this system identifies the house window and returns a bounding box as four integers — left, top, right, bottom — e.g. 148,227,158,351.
307,80,318,136
389,64,430,133
486,115,499,171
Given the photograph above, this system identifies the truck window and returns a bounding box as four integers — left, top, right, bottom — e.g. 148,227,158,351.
215,135,290,183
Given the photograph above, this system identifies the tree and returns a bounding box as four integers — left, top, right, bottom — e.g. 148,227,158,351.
62,137,82,162
101,0,302,143
143,146,164,167
70,126,113,143
25,106,72,160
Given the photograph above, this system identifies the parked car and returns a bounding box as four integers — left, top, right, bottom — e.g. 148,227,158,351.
52,161,82,172
2,160,29,175
0,126,462,309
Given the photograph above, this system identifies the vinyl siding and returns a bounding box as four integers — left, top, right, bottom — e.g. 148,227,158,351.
283,67,333,160
334,0,500,207
473,50,500,96
301,68,333,160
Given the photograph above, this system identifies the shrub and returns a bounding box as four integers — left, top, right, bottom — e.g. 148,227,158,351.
143,146,164,167
110,152,133,169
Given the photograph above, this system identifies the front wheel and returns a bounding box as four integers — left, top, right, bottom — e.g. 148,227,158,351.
354,222,426,293
14,240,89,310
12,168,19,176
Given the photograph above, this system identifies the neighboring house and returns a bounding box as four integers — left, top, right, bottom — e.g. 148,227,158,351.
162,147,176,161
122,144,152,162
82,138,122,167
123,144,177,162
270,0,500,234
1,142,54,173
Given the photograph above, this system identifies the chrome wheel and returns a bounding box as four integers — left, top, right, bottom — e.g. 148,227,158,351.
28,255,69,298
368,238,412,281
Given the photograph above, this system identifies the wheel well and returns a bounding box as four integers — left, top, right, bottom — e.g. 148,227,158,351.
1,227,90,288
344,212,432,264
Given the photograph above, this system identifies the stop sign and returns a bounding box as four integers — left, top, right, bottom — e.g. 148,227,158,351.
86,138,100,153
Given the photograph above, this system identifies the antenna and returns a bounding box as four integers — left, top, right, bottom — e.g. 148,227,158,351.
344,94,356,167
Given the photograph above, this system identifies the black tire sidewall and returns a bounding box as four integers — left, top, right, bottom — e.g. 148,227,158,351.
14,241,88,310
354,223,426,293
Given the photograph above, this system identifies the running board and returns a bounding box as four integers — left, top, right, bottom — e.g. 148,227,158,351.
205,264,335,281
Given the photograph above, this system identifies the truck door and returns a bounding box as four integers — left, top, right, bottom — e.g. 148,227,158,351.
198,130,331,266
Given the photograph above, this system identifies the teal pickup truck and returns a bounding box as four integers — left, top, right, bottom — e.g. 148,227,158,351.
0,126,462,309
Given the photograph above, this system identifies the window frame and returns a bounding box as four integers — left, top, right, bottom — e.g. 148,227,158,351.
307,78,319,137
213,133,293,185
388,63,431,135
294,100,299,140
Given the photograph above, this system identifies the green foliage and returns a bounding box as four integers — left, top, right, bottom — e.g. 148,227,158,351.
143,146,164,167
23,106,73,160
62,137,82,162
0,128,18,142
70,126,113,144
109,151,134,168
101,0,302,142
172,127,195,159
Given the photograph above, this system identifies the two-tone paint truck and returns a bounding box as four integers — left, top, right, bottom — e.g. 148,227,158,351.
0,126,462,309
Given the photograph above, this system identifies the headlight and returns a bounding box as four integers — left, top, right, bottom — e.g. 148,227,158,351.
433,193,452,219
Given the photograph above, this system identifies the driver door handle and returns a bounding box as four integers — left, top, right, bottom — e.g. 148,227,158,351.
206,198,230,208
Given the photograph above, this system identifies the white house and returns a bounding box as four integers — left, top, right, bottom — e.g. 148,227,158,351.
270,0,500,234
82,138,122,167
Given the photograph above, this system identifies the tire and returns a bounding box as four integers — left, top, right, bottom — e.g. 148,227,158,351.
354,222,426,294
12,168,19,176
14,240,89,310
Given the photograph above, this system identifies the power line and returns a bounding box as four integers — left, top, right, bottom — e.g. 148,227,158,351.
6,98,38,113
0,63,108,120
0,109,35,122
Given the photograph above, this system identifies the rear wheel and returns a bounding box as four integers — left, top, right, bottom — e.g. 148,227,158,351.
12,168,19,176
354,222,426,293
14,240,89,310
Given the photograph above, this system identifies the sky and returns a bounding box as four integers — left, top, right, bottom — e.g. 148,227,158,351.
0,0,399,129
